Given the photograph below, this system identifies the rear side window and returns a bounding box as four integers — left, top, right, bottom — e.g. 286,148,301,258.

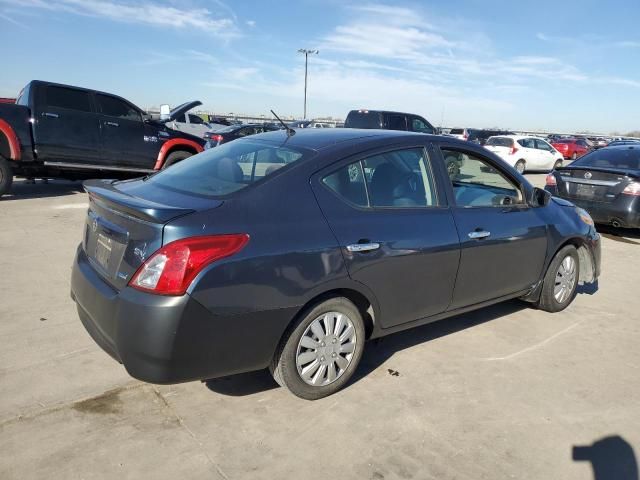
149,140,310,197
450,128,464,135
323,163,368,207
96,94,141,121
45,86,92,113
323,148,438,208
535,139,552,151
386,115,407,131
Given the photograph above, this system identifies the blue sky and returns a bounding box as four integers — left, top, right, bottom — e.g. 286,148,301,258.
1,0,639,132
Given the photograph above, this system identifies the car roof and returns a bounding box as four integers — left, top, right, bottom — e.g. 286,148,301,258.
252,127,441,151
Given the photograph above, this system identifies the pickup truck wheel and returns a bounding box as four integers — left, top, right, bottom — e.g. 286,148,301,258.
0,156,13,198
162,151,193,169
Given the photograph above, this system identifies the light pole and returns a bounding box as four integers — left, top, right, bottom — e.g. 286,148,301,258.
298,48,318,120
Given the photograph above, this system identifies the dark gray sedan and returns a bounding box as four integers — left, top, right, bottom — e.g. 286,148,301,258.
71,129,601,399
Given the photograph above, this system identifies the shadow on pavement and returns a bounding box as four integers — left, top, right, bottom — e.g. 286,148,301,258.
1,180,85,201
598,224,640,244
577,279,599,295
573,435,638,480
205,299,528,397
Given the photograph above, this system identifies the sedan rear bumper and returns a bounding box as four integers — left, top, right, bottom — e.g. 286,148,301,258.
71,246,294,384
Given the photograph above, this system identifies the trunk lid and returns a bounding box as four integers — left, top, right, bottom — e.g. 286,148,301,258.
82,178,221,290
554,167,639,203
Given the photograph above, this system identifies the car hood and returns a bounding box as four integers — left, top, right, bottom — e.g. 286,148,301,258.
168,100,203,121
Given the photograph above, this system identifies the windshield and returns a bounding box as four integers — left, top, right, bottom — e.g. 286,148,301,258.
148,140,313,197
345,111,382,129
485,137,513,147
572,148,640,171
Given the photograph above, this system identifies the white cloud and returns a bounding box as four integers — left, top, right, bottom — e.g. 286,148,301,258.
246,19,255,27
0,0,240,37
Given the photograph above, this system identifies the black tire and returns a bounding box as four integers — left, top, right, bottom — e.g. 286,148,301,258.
162,150,193,169
515,160,526,174
534,245,580,313
0,156,13,198
553,159,563,170
571,152,577,161
270,297,366,400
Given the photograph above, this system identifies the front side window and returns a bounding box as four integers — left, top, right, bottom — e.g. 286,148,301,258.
535,139,552,151
148,140,310,197
442,148,523,207
411,117,434,134
189,114,205,125
96,94,141,121
45,86,92,113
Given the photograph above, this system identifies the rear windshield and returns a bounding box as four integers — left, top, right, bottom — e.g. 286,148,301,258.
148,140,312,197
450,128,464,134
345,111,382,129
485,137,513,147
572,148,640,171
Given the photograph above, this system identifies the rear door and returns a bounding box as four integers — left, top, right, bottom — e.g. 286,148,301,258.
312,144,460,328
96,93,155,170
32,85,101,164
436,144,548,309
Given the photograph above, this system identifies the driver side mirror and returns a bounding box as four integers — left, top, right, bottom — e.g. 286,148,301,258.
159,104,171,121
531,187,551,207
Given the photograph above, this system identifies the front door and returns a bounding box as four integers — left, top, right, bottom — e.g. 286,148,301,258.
95,93,155,170
32,84,101,164
312,144,460,328
436,145,548,309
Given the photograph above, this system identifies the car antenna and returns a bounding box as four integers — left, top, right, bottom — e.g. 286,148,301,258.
271,110,295,137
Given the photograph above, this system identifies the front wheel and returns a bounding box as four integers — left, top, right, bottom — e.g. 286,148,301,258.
0,156,13,198
553,159,563,170
534,245,580,312
270,297,365,400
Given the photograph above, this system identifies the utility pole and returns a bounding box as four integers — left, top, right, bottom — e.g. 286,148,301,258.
298,49,318,120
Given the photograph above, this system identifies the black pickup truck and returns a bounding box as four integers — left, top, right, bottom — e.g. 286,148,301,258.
0,80,206,197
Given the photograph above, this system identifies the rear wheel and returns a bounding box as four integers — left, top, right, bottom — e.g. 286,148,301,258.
0,156,13,198
162,150,193,169
270,297,365,400
534,245,579,312
571,152,577,161
515,160,526,174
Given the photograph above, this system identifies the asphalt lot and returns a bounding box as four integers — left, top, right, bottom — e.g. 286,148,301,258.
1,176,639,480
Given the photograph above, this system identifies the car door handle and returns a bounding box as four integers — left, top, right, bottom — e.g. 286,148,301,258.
105,121,119,127
42,112,59,118
468,230,491,239
346,242,380,252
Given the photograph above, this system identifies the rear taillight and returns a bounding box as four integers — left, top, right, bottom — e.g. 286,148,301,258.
463,132,468,139
622,182,640,196
510,147,519,155
546,173,557,186
211,134,223,143
129,234,249,295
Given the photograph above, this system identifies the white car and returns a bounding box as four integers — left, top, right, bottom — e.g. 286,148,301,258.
448,127,471,140
484,135,564,173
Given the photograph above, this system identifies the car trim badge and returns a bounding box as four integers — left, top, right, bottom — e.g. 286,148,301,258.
584,172,592,179
92,219,98,232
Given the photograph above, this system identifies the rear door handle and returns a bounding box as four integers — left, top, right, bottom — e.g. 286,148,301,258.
346,242,380,252
105,121,119,127
42,112,59,118
468,230,491,239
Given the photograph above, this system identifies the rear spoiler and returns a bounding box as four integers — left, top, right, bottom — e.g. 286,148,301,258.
84,179,195,224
